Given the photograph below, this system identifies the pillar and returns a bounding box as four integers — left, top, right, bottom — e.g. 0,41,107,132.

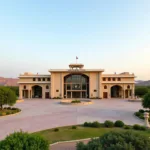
28,90,30,99
132,85,135,99
144,112,150,128
42,85,45,99
19,86,23,99
31,90,32,99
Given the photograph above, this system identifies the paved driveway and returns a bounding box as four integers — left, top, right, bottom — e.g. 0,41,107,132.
0,99,143,140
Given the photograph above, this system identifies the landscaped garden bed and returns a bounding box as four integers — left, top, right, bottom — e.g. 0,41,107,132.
0,107,21,116
134,109,150,122
71,100,81,103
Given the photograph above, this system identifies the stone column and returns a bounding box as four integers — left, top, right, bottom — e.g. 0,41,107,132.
144,112,150,128
42,85,45,99
108,85,111,99
19,86,23,99
132,85,135,99
28,90,30,99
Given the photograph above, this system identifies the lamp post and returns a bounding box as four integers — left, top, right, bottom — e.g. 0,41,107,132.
144,112,150,128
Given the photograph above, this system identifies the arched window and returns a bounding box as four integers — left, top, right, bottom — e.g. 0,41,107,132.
64,74,89,98
104,85,107,89
24,85,26,89
127,85,130,89
46,85,49,89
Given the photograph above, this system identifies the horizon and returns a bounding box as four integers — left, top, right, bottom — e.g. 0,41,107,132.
0,0,149,80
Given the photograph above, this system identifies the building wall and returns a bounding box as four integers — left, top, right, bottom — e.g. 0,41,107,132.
18,70,135,99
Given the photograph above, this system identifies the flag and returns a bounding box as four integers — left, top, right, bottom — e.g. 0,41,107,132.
76,56,78,59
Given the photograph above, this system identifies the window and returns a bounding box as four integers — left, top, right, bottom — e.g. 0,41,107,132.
47,78,50,81
43,78,45,81
108,78,111,81
46,85,49,89
24,85,26,89
33,78,36,81
38,78,41,81
103,78,106,81
113,78,116,81
127,85,130,89
104,85,107,89
56,90,59,92
118,78,121,81
94,89,97,92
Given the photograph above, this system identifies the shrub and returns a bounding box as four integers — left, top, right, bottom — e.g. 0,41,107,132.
83,122,92,127
83,122,89,127
140,126,147,131
71,100,81,103
54,128,59,132
139,115,144,119
135,112,141,117
2,112,6,116
114,120,124,127
6,112,11,115
72,126,77,129
139,109,145,113
124,125,130,129
133,124,142,130
91,121,101,128
104,120,114,128
76,131,150,150
0,131,49,150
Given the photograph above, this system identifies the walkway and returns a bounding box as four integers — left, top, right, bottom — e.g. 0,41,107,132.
0,99,143,140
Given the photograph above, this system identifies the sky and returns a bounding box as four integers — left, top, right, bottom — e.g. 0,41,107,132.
0,0,150,80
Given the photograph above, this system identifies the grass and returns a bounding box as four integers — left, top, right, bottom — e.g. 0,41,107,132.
33,125,150,144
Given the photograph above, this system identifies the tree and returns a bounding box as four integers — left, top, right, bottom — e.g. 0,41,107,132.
0,131,49,150
135,86,148,97
142,92,150,111
0,87,16,110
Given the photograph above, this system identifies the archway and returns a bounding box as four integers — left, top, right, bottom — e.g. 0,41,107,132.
32,85,42,98
64,74,89,98
111,85,122,98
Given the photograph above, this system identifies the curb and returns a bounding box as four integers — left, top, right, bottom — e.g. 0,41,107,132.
50,137,99,146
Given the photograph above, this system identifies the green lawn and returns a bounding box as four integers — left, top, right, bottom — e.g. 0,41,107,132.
33,125,150,144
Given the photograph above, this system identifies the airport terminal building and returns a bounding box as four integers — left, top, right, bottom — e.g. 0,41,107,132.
18,63,135,99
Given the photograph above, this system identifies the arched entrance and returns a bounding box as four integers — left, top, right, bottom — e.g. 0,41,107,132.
64,74,89,98
111,85,122,98
32,85,42,98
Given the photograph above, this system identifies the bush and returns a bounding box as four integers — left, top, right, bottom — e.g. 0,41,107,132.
139,115,144,119
0,131,49,150
133,124,142,130
71,100,81,103
91,121,101,128
104,120,114,128
2,112,6,116
72,126,77,129
54,128,59,132
114,120,124,127
139,109,145,113
135,112,141,117
76,131,150,150
6,112,11,115
140,126,147,131
83,122,92,127
124,125,130,129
